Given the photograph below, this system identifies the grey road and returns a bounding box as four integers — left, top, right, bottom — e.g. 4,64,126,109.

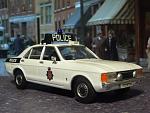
0,59,8,76
0,74,148,113
0,59,149,113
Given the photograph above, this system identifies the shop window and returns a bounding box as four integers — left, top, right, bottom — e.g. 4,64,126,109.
58,21,61,28
0,0,7,9
40,7,44,24
28,0,32,10
63,19,65,25
45,5,52,24
55,21,58,31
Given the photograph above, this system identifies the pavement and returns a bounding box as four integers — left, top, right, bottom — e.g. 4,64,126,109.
0,58,9,76
0,71,149,113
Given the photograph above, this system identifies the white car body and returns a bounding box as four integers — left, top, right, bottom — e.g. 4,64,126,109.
5,43,143,93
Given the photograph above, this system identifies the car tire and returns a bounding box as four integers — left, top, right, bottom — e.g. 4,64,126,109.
15,71,27,89
114,87,130,95
73,77,96,104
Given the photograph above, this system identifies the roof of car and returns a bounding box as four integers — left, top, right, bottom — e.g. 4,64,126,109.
31,43,81,48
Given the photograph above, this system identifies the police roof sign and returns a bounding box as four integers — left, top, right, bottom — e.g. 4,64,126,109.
42,33,76,44
51,34,72,42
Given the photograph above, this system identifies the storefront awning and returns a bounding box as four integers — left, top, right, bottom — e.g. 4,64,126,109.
63,6,89,29
9,14,37,23
87,0,135,25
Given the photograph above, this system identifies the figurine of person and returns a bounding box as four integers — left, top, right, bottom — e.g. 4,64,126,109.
14,34,24,55
104,30,118,61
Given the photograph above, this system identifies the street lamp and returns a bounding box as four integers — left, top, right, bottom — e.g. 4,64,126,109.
80,0,85,44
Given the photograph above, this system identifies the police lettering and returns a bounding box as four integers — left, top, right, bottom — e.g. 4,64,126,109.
9,59,17,63
52,34,72,42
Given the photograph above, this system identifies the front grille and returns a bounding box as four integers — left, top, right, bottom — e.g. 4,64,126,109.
119,70,134,80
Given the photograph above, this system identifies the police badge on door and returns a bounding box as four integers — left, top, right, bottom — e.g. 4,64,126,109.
46,67,53,81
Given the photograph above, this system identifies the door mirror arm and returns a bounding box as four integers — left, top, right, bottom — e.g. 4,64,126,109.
51,56,57,64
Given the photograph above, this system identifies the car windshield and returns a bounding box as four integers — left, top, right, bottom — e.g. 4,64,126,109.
58,45,97,60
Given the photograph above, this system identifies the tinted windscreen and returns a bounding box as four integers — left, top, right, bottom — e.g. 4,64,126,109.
58,46,97,60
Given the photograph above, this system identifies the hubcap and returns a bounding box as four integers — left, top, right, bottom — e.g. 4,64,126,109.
77,83,88,98
16,75,23,86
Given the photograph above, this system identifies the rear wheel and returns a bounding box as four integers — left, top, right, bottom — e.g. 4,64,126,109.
15,71,27,89
73,77,96,103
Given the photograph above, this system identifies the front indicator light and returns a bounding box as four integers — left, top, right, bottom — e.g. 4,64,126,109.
101,73,108,83
136,69,143,77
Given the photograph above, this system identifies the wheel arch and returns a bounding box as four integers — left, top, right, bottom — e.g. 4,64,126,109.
71,75,94,91
13,67,26,78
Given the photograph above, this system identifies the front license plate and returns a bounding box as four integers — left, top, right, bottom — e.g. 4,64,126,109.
120,82,133,88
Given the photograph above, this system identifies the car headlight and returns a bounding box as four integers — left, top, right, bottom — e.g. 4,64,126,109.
133,71,136,77
116,73,123,81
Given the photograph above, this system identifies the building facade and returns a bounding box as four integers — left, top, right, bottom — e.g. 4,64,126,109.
135,0,150,64
35,0,55,41
8,0,37,42
0,0,9,35
54,0,75,32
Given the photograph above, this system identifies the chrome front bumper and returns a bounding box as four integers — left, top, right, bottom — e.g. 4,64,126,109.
101,78,138,92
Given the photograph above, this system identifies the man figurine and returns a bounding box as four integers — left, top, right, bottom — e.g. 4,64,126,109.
57,28,63,34
104,30,118,61
14,34,24,55
92,32,102,55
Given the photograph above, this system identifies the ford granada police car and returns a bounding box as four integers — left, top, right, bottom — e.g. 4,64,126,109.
5,33,143,103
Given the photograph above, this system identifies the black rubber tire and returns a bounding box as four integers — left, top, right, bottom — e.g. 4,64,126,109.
114,87,130,95
15,71,27,89
73,77,96,104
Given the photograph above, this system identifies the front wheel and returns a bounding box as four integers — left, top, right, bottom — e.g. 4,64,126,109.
73,77,96,103
15,71,27,89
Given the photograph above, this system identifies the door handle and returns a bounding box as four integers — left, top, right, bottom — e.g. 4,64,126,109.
21,59,24,62
39,61,44,64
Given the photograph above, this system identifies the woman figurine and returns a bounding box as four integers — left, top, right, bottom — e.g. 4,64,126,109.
146,37,150,69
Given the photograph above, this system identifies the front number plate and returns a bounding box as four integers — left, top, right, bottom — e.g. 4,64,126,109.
120,82,134,88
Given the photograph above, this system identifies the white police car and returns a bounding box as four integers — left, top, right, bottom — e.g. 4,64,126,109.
5,33,143,103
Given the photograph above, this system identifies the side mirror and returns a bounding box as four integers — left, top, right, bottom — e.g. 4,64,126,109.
51,56,57,64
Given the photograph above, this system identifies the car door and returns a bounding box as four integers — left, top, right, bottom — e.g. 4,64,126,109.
20,46,44,81
37,46,67,88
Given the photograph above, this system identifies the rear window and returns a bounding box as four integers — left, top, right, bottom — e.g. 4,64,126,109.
29,47,43,59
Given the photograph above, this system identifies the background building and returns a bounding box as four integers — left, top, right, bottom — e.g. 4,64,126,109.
0,0,149,64
0,0,9,37
135,0,150,64
54,0,75,32
8,0,37,43
35,0,55,42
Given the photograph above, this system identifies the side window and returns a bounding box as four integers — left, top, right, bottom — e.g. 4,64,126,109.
24,49,31,59
29,47,43,59
43,47,60,61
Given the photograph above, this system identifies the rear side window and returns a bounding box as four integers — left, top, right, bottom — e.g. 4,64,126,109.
29,47,43,59
24,49,31,59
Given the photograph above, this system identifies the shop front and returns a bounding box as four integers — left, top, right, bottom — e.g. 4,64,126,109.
87,0,135,61
9,14,37,41
135,0,150,65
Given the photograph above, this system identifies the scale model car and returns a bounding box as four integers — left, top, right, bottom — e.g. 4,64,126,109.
5,33,143,103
